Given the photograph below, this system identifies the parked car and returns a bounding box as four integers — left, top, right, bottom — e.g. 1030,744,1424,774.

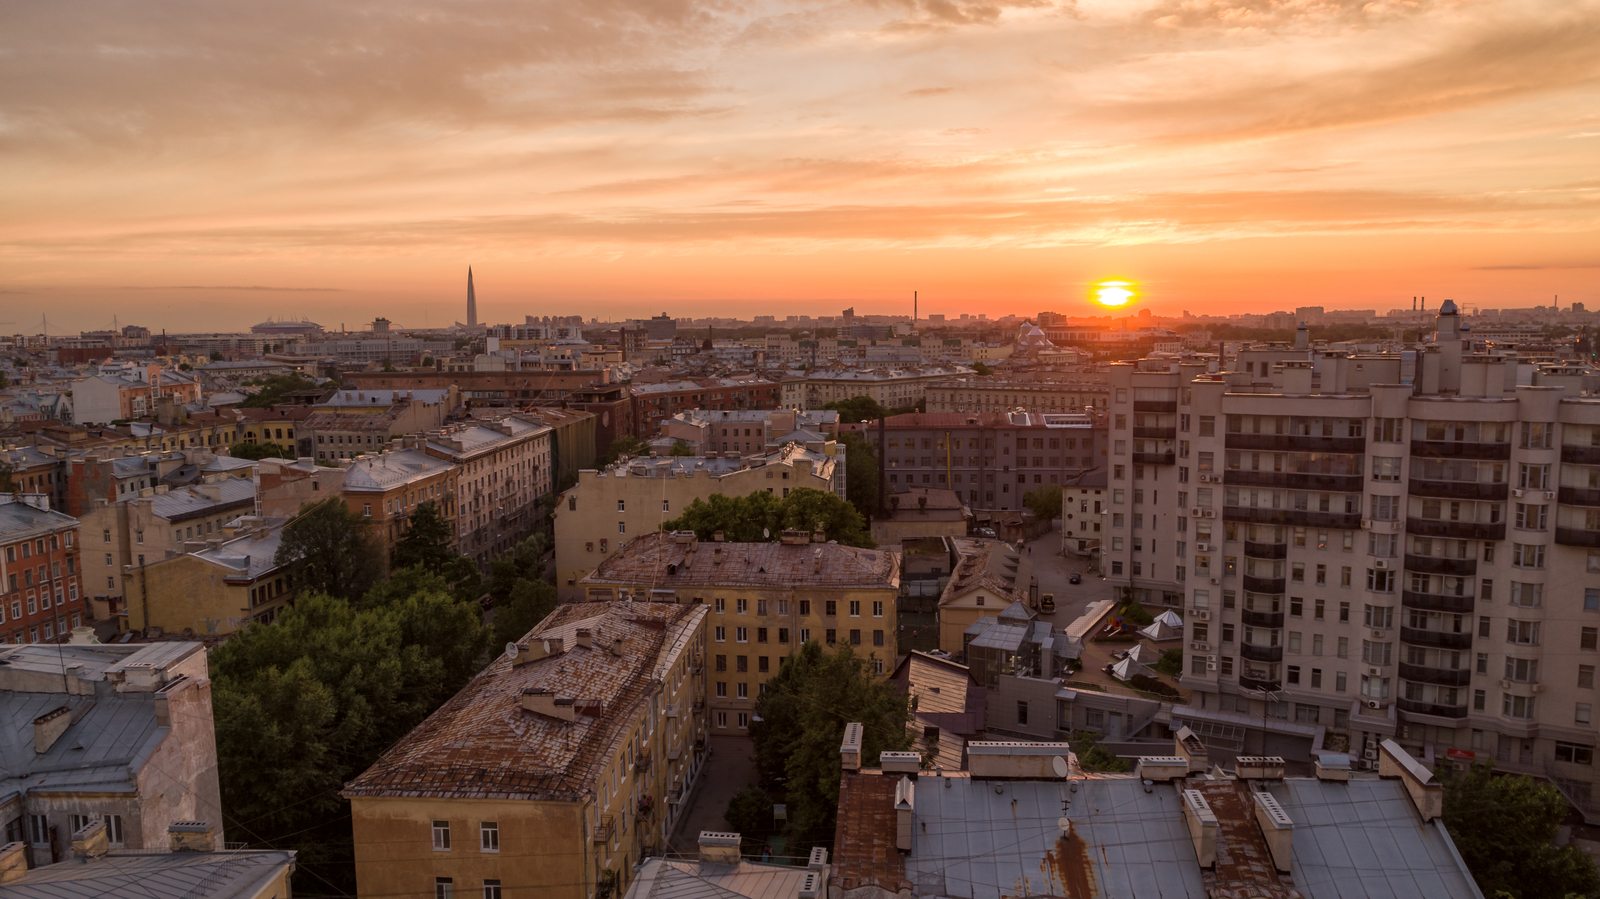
1069,573,1082,585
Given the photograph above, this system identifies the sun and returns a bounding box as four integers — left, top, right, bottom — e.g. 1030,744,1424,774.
1092,280,1137,308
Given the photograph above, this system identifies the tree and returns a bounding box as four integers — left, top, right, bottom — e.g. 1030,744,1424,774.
392,501,456,574
661,488,875,548
209,351,223,361
0,460,13,493
275,498,385,602
748,641,911,848
972,361,993,376
1440,761,1600,899
725,786,778,853
837,431,879,521
1024,483,1062,521
492,576,558,649
669,439,694,456
241,373,321,408
229,441,291,460
1070,731,1131,773
177,362,193,371
822,396,889,424
597,435,650,466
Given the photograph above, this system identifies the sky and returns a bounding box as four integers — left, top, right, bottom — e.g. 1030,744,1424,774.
2,0,1598,333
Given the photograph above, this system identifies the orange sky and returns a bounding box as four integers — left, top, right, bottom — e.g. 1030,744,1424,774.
2,0,1598,332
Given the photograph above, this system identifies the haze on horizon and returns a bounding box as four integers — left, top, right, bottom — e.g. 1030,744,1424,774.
2,0,1598,333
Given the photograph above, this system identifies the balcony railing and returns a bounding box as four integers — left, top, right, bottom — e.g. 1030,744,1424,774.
1411,440,1511,460
1133,400,1176,413
1225,507,1363,530
1556,528,1600,548
1405,518,1505,541
1562,445,1600,465
1403,554,1477,576
1133,427,1177,440
1396,698,1469,719
1398,662,1472,687
1243,575,1286,595
1240,643,1284,662
1399,627,1472,650
1225,433,1367,454
1239,674,1281,693
1224,470,1363,492
592,814,615,843
1401,591,1475,614
1408,479,1510,501
1133,452,1175,466
1240,609,1285,628
1559,487,1600,508
635,751,652,773
1244,541,1287,560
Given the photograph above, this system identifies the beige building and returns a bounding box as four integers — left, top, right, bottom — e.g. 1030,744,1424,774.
779,365,973,411
552,445,839,600
936,540,1037,654
580,530,901,734
122,515,297,637
870,486,968,546
924,376,1109,415
423,415,553,568
1104,303,1600,816
344,601,709,899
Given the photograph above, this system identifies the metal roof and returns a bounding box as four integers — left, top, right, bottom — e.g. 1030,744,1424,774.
582,533,899,592
342,449,454,492
0,500,77,541
627,858,815,899
0,849,296,899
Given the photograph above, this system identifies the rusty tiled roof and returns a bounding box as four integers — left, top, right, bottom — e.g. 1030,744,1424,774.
581,532,900,591
937,540,1024,606
830,771,909,893
343,602,703,802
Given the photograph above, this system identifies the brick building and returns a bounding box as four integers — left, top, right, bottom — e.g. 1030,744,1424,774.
0,497,86,644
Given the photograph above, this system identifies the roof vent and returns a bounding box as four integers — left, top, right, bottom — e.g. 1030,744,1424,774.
520,690,576,722
840,722,864,771
697,831,741,864
33,706,71,755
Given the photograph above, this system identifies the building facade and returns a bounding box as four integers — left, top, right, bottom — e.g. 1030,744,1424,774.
924,376,1109,415
0,498,86,645
423,416,553,568
779,365,972,411
339,449,459,565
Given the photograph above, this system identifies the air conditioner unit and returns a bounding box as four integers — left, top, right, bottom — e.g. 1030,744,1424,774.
1206,659,1218,671
1374,559,1390,570
1194,610,1211,621
1512,488,1525,498
1361,519,1373,530
1191,508,1204,517
1368,666,1380,676
1545,490,1557,501
1197,542,1213,553
1500,678,1512,689
1191,641,1210,651
1202,510,1216,518
1363,746,1379,759
1365,699,1383,710
1210,577,1220,585
1357,759,1375,771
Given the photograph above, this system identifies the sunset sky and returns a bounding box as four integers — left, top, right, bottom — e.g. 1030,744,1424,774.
3,0,1598,332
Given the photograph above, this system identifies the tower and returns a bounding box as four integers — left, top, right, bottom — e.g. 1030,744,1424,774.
467,267,477,327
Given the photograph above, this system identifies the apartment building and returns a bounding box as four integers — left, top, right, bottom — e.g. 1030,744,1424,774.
779,365,972,411
72,365,202,425
123,515,297,635
339,448,459,563
924,376,1109,415
422,415,553,568
0,446,67,511
0,498,86,645
631,377,785,438
867,411,1104,515
656,408,840,457
234,405,313,456
552,445,840,599
64,448,255,517
344,601,709,899
1103,302,1600,813
579,530,901,734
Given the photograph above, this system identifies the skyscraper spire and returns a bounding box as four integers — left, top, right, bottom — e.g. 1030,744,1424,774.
467,267,477,327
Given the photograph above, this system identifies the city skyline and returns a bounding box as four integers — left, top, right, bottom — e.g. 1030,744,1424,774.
3,0,1598,330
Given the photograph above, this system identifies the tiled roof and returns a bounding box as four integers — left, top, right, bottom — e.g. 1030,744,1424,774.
581,532,899,591
300,410,403,432
344,602,703,801
831,772,907,892
938,541,1024,606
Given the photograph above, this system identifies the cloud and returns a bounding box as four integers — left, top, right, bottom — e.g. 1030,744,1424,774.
1147,0,1448,32
117,285,349,292
1472,263,1600,270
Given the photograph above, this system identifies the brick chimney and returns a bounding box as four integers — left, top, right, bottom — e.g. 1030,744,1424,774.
167,821,216,853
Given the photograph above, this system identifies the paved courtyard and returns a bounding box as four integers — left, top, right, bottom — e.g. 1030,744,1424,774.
668,734,758,854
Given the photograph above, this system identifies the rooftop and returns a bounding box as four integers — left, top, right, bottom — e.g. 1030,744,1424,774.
939,541,1027,606
1,848,297,899
627,856,819,899
0,498,77,541
342,448,454,492
141,477,257,522
582,532,900,591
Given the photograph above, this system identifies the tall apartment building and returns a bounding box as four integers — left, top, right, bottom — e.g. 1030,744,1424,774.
1103,303,1600,813
344,601,708,899
579,530,901,735
422,415,553,568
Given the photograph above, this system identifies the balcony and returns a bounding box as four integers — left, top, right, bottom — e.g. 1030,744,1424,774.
592,814,615,843
1244,541,1287,560
1239,674,1282,693
1396,698,1469,719
1240,643,1284,662
1405,518,1505,541
1225,507,1363,530
1408,479,1510,501
1403,554,1477,577
1559,487,1600,508
1133,452,1176,466
1398,662,1472,687
1133,400,1176,413
1225,433,1366,454
635,751,652,773
1411,440,1511,460
1133,427,1177,440
1562,445,1600,465
1400,627,1472,650
1240,609,1285,628
1401,590,1474,614
1243,575,1286,594
1556,528,1600,548
1224,470,1363,492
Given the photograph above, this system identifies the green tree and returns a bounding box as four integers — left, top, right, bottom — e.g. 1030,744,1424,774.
837,431,879,521
822,395,889,424
597,435,650,466
492,576,558,649
669,439,694,456
748,641,911,848
725,786,778,852
241,373,321,408
1440,761,1600,899
1070,731,1131,773
972,361,993,376
0,460,14,493
275,498,385,602
1024,483,1062,520
209,351,223,361
392,500,456,574
229,440,291,460
661,488,874,548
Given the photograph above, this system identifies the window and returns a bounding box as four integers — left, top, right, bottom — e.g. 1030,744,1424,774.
1506,620,1540,645
737,598,748,614
873,629,884,646
850,629,861,646
799,600,811,615
432,820,451,851
1502,693,1535,720
618,521,626,535
825,600,837,616
1585,627,1599,651
736,627,748,643
435,878,454,899
714,626,725,642
849,600,861,617
872,601,884,617
714,597,725,613
479,822,499,852
483,881,502,899
1512,543,1545,568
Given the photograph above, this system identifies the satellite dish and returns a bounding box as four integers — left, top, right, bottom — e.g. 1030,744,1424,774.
1052,756,1070,778
763,528,771,539
505,642,519,659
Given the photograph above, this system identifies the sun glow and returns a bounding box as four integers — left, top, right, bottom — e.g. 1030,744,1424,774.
1092,280,1136,308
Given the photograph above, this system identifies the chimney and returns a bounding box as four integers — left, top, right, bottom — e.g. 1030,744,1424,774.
879,751,922,774
697,831,742,864
0,843,26,884
575,629,593,649
811,526,826,544
1251,791,1294,873
1173,725,1209,773
167,821,216,853
514,637,564,665
520,690,576,722
894,776,915,851
34,706,71,754
713,530,725,542
1181,789,1219,868
1234,756,1285,780
610,637,625,657
72,819,109,859
840,722,863,771
1313,752,1351,782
